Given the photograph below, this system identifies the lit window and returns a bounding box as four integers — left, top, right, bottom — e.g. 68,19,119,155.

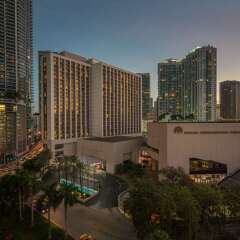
0,104,5,112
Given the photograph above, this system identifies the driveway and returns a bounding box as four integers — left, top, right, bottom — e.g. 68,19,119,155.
51,203,136,240
86,174,127,209
49,174,136,240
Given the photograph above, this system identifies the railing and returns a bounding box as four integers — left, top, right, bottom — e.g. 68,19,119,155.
118,190,131,219
218,168,240,186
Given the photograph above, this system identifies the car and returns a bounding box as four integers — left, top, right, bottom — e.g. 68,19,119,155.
79,234,96,240
34,192,49,214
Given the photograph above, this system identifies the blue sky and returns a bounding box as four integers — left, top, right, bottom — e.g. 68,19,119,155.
33,0,240,111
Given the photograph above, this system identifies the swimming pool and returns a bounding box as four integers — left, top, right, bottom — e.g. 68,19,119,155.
60,178,97,196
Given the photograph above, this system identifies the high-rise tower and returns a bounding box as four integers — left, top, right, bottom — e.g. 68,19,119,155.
138,73,151,120
0,0,33,164
39,51,142,157
158,59,182,117
182,46,217,121
220,80,240,120
157,46,216,122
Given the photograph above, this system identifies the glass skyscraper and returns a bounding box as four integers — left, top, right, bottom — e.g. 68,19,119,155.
158,59,182,117
138,73,151,120
0,0,33,163
157,46,216,121
182,46,217,121
220,80,240,120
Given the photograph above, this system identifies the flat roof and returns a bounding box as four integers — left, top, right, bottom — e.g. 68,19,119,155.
86,136,142,143
154,121,240,124
39,51,139,76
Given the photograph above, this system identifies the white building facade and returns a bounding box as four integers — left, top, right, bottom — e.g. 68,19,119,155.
146,122,240,179
39,52,142,157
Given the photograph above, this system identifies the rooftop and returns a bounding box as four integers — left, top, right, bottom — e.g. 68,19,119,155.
219,169,240,187
86,136,143,143
153,121,240,124
39,51,140,76
159,58,181,64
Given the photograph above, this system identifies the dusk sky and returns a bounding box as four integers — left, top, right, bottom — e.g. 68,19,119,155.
33,0,240,111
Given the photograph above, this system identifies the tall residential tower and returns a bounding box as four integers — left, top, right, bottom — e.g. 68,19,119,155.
220,80,240,120
158,59,182,117
0,0,33,164
138,73,151,120
157,46,217,121
182,46,217,121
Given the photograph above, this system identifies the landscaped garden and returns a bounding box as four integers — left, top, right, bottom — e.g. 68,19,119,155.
60,178,98,202
57,156,100,203
0,209,72,240
115,161,240,240
0,149,81,240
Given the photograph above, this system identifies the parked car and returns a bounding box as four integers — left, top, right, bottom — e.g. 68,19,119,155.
79,234,96,240
35,195,49,214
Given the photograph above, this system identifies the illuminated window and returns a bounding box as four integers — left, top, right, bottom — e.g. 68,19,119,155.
0,104,5,112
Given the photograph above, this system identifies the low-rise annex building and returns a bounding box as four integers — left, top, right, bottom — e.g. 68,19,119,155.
77,136,144,174
142,122,240,184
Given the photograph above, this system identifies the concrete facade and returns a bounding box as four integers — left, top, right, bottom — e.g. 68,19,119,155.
147,122,240,175
90,60,142,137
77,137,144,174
39,51,91,157
39,51,142,157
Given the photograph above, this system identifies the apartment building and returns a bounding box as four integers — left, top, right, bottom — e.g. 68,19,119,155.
138,73,151,120
182,46,217,121
157,46,217,122
158,59,182,116
0,0,33,164
220,80,240,120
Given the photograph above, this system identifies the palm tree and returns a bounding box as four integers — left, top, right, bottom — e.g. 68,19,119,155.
63,157,71,183
59,182,79,239
69,156,78,184
15,170,29,220
57,156,64,182
146,229,172,240
76,161,84,189
43,183,63,240
27,173,40,227
0,174,19,214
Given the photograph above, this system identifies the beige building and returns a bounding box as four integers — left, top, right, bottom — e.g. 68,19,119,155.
77,136,144,174
145,122,240,182
39,51,91,157
90,59,142,137
39,51,142,157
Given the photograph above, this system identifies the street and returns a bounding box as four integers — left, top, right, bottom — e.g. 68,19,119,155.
0,142,43,177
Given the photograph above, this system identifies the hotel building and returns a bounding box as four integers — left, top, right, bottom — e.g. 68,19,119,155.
90,59,142,137
39,52,142,157
0,0,33,164
39,51,91,157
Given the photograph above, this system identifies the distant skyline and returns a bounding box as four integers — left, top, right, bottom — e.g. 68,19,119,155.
33,0,240,111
